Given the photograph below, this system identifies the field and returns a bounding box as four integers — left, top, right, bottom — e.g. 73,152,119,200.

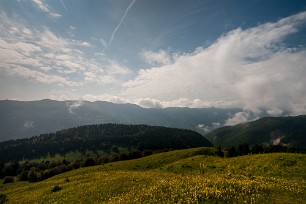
1,147,306,203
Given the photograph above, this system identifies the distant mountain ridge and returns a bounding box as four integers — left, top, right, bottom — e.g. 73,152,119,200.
0,99,242,141
205,115,306,149
0,124,212,163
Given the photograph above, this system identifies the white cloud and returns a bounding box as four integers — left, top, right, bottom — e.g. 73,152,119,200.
142,50,172,65
123,11,306,114
31,0,61,18
0,11,131,88
66,100,84,114
22,28,33,36
212,122,221,128
80,94,131,104
49,12,61,18
196,124,210,133
136,98,163,108
24,121,34,128
31,0,49,12
225,111,251,126
266,109,284,116
105,60,131,75
40,29,67,49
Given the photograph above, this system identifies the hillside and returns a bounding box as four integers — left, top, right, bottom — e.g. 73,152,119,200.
0,124,212,163
0,99,242,141
1,148,305,203
205,115,306,148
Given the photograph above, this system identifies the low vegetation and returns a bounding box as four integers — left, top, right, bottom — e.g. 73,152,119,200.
1,147,305,203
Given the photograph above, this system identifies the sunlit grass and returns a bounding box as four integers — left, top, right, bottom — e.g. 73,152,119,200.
1,148,305,203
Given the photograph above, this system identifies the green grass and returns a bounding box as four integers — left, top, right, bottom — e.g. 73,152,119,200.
1,147,306,203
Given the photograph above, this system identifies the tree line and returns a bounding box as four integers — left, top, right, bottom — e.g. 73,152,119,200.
2,143,304,184
225,143,305,157
1,148,156,183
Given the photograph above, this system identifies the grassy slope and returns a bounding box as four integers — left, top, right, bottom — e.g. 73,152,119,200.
1,147,306,204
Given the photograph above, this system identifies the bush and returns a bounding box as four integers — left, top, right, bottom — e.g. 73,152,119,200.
128,151,142,160
227,147,238,157
100,156,109,164
191,148,215,156
0,194,7,203
142,149,153,157
18,170,29,181
2,176,14,184
27,167,42,182
51,185,62,193
42,169,57,180
109,153,119,162
216,146,224,158
70,160,82,169
82,157,96,167
119,152,129,160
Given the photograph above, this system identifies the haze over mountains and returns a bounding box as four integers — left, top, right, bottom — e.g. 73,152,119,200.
2,99,305,149
0,99,246,141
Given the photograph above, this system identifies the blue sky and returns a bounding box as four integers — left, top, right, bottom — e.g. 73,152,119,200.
1,0,306,116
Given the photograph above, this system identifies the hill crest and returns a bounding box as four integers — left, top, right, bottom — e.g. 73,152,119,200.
0,124,212,163
206,115,306,148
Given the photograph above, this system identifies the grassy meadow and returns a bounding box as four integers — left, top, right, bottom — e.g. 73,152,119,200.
1,147,305,203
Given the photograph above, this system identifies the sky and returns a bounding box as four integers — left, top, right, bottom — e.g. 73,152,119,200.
1,0,306,115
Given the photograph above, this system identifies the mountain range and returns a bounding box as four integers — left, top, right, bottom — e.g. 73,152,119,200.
1,99,305,151
0,99,242,141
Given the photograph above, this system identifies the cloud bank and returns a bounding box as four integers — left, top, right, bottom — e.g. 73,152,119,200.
123,11,306,114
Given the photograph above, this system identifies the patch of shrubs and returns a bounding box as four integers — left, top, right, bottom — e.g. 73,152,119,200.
2,176,14,184
82,157,96,167
0,149,156,183
51,185,62,193
0,194,8,204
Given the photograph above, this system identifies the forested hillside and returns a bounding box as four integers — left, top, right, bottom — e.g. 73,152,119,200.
0,124,212,163
206,115,306,148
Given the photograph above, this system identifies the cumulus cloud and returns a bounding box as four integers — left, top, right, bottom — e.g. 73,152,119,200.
123,11,306,114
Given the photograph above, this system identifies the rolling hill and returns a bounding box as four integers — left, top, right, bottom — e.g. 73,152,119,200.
1,148,305,203
0,99,242,141
205,115,306,148
0,124,212,163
